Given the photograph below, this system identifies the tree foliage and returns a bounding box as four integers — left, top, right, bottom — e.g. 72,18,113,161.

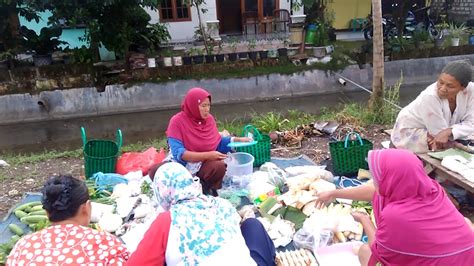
1,0,170,58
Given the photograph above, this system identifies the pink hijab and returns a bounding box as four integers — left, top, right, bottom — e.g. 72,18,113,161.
166,88,221,152
368,149,474,265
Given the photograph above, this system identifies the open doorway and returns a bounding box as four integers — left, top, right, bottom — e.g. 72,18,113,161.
217,0,242,35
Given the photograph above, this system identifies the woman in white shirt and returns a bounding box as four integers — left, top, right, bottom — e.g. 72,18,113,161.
391,60,473,153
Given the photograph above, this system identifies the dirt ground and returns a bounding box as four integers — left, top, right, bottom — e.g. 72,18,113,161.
1,124,472,220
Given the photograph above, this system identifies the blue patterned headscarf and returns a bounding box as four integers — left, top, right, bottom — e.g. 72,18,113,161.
153,162,242,265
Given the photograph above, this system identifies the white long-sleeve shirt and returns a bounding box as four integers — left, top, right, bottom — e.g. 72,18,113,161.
392,82,474,152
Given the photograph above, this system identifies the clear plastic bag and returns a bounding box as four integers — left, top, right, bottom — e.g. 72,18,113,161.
293,228,333,251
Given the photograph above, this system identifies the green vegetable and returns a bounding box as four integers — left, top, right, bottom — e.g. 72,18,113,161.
10,235,20,243
29,205,44,212
14,210,28,218
28,210,47,216
20,215,48,224
8,224,24,236
15,201,41,212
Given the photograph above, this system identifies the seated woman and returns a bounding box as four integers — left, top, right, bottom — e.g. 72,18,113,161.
391,60,473,153
166,87,250,195
127,162,275,266
316,149,474,266
7,175,129,265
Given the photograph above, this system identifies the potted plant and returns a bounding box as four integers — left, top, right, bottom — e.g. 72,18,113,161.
0,49,16,69
448,23,468,46
192,48,205,64
20,26,67,66
237,41,248,60
182,49,193,65
205,47,215,64
247,39,258,60
228,39,238,62
434,22,449,48
161,49,173,67
413,29,430,49
469,28,474,45
215,43,225,62
389,36,411,53
277,39,289,58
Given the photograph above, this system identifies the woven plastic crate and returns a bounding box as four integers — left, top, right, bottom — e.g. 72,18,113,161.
236,125,271,167
81,127,122,178
329,132,373,176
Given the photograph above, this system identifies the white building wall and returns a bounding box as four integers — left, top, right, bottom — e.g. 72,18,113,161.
145,1,302,42
145,2,218,42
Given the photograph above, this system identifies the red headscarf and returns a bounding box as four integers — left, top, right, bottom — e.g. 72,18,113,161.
166,87,221,152
368,149,474,265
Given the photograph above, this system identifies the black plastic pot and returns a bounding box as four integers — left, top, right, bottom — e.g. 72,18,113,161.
205,55,215,63
277,48,288,57
228,53,238,62
182,56,192,65
259,50,268,59
248,51,258,60
192,55,204,64
215,54,225,62
238,52,248,60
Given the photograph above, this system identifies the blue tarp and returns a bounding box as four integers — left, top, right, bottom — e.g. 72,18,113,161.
0,193,41,243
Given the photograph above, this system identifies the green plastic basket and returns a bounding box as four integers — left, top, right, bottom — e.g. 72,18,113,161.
81,127,122,178
236,125,271,167
329,132,373,176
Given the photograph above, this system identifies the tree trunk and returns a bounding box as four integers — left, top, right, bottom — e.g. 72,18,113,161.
194,1,210,55
369,0,384,112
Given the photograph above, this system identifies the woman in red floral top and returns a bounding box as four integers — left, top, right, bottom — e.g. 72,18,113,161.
7,175,129,265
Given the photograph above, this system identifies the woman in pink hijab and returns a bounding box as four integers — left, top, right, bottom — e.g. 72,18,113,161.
316,149,474,266
165,87,251,196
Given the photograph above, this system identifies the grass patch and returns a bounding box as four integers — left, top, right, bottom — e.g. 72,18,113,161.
0,149,83,167
250,110,318,133
217,119,246,136
319,78,402,127
121,138,168,153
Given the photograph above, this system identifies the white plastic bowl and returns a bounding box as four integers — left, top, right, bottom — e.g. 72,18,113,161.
225,152,254,178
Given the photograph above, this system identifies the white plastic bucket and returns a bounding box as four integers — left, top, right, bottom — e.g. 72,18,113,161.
225,152,254,178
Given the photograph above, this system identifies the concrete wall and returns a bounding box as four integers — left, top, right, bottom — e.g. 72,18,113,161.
1,54,472,125
431,0,474,22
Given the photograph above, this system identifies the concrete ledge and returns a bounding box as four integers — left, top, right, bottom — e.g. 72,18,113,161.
1,54,472,125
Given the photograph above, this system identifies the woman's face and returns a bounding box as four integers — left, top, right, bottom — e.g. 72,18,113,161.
199,97,211,119
437,73,464,100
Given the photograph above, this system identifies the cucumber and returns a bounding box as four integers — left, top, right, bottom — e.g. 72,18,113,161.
8,224,24,236
14,210,28,219
29,205,44,212
28,210,47,216
15,201,41,212
10,235,21,243
20,215,48,224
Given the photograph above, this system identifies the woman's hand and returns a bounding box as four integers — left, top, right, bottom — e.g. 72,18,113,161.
206,151,227,161
315,190,336,209
351,211,370,223
430,128,452,150
233,137,253,142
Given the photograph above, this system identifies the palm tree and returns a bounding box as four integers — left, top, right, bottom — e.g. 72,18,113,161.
369,0,384,111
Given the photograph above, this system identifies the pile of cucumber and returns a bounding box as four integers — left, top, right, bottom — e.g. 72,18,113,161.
13,201,49,232
0,201,50,263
